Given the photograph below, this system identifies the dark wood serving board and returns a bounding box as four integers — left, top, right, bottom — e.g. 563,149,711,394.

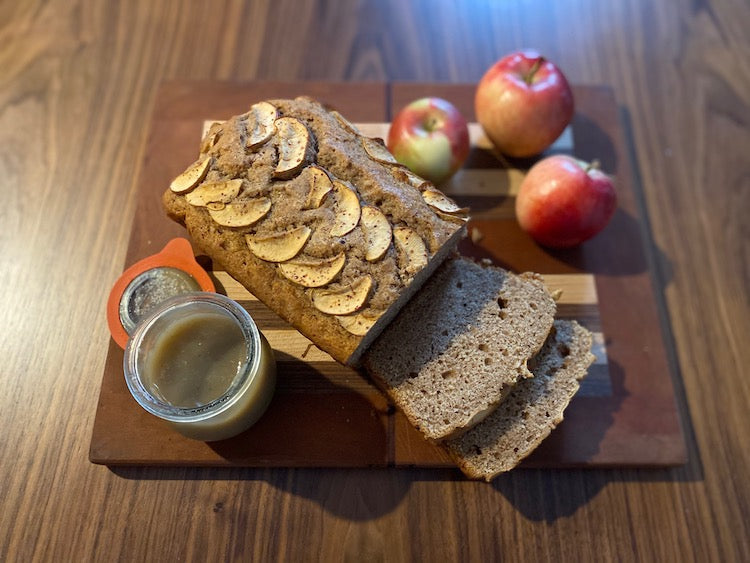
90,81,686,468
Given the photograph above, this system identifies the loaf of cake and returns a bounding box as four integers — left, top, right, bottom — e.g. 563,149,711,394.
362,257,557,440
444,319,594,480
163,97,467,365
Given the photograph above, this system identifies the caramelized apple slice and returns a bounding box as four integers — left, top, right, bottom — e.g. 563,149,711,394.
185,179,242,206
336,309,384,336
390,166,432,192
274,117,311,179
393,226,428,276
247,102,278,149
278,252,346,288
361,137,398,164
360,206,392,262
434,209,470,224
208,197,272,227
170,156,212,194
311,276,373,315
330,181,361,237
200,129,221,155
305,166,333,209
245,226,311,262
402,169,432,191
421,188,466,214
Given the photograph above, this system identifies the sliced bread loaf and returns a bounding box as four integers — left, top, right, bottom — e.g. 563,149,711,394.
362,257,556,441
163,97,466,366
443,319,595,480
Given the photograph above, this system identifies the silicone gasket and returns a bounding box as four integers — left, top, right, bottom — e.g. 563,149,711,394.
106,238,215,349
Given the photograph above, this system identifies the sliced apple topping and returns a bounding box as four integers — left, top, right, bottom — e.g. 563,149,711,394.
330,181,361,237
361,137,398,164
185,179,243,207
330,110,360,135
305,166,333,209
435,209,470,224
360,206,392,262
208,197,272,227
388,167,409,186
200,131,221,154
278,252,346,288
393,226,428,276
247,101,278,149
245,225,311,262
337,309,383,336
402,169,432,191
421,188,466,214
273,117,311,179
170,156,212,194
311,275,373,316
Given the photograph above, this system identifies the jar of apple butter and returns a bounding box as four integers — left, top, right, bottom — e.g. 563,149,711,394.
123,292,276,441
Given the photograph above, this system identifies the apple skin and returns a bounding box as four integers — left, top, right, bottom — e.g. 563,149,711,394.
475,50,574,158
387,97,470,184
515,155,617,248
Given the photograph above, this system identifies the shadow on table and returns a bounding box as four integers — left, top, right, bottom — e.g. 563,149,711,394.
109,353,700,524
109,457,702,524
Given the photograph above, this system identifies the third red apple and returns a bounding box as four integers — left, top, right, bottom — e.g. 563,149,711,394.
515,155,617,248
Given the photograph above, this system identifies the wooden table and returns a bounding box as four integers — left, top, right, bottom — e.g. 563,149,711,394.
2,1,748,561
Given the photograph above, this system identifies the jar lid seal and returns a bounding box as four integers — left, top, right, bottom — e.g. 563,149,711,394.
106,238,215,349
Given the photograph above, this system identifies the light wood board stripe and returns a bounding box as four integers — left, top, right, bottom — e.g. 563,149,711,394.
262,329,334,363
577,364,612,397
541,274,598,305
212,271,611,395
356,122,574,153
202,120,573,153
216,271,599,306
441,168,526,197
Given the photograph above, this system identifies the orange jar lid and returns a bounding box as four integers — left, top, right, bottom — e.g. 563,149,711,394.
106,238,215,349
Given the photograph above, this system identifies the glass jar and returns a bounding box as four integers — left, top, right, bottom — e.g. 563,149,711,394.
124,292,276,441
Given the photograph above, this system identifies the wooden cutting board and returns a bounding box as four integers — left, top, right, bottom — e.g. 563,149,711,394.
89,81,686,468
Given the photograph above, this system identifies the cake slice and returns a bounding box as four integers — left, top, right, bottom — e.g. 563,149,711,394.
362,257,557,440
163,97,467,365
443,319,595,480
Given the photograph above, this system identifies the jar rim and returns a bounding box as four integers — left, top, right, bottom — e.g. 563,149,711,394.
123,292,262,423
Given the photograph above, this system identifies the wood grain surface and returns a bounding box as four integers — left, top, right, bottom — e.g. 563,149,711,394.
1,1,748,561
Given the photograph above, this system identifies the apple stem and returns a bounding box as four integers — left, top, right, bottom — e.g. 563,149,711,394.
524,57,544,85
585,159,601,173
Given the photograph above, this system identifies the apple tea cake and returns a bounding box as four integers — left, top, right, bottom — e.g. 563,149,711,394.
163,96,467,365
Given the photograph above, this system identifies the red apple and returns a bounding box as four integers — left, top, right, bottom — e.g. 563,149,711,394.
475,50,574,158
387,97,470,184
515,155,617,248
